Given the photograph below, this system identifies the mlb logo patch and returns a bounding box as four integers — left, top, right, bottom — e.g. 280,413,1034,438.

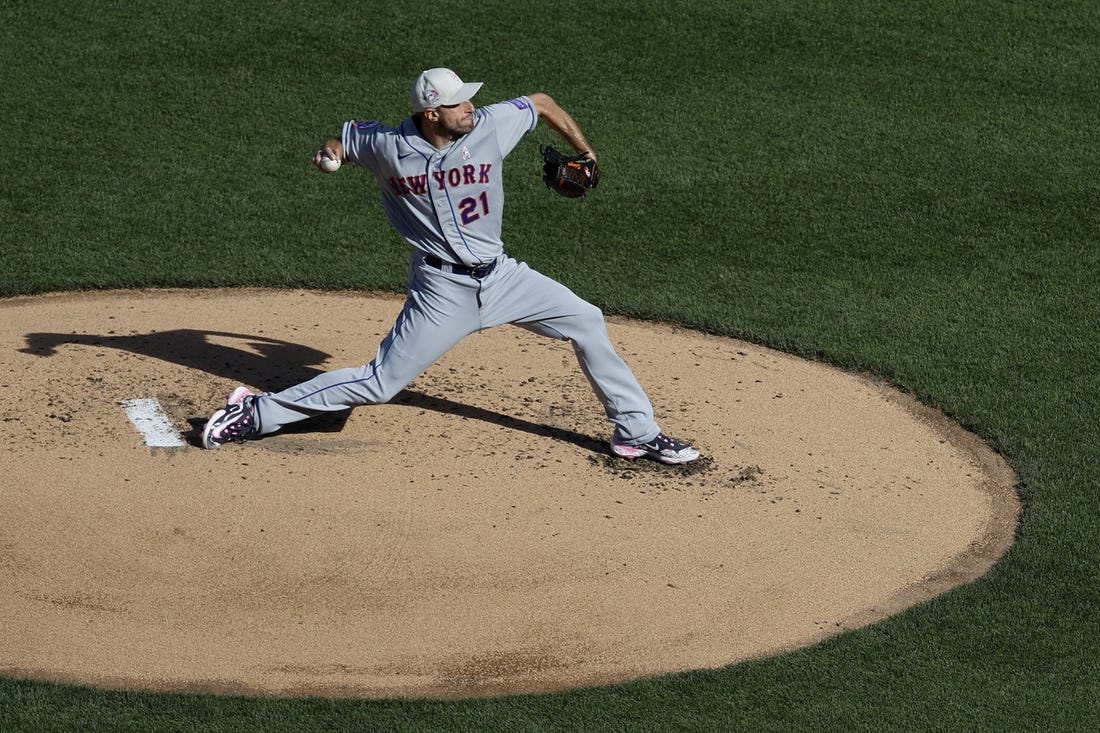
507,98,529,110
355,120,380,130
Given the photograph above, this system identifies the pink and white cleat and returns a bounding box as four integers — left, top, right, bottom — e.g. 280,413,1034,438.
610,432,701,465
226,386,256,406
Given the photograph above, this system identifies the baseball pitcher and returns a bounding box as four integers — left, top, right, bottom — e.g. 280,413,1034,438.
202,68,700,465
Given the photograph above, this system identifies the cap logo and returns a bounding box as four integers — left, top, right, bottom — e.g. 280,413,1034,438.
424,89,440,106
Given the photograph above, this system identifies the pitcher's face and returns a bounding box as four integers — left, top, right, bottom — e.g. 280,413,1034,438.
435,100,476,139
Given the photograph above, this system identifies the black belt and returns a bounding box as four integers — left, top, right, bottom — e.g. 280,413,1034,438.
424,255,498,279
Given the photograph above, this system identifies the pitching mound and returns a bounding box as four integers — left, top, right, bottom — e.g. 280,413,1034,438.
0,289,1018,699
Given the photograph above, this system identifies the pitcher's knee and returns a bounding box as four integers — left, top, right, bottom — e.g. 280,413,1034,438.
565,303,614,349
351,370,410,405
327,363,413,406
576,301,607,330
372,380,407,404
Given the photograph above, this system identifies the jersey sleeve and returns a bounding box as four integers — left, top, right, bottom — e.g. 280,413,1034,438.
477,97,539,157
341,119,383,168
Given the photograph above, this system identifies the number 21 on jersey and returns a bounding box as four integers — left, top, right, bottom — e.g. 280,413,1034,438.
458,191,491,225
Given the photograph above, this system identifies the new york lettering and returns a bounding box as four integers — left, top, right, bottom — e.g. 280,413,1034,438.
388,163,493,196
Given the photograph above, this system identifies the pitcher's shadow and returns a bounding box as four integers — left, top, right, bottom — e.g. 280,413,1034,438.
21,328,332,387
20,328,604,453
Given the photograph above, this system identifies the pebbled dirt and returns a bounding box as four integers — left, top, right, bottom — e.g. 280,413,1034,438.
0,289,1019,699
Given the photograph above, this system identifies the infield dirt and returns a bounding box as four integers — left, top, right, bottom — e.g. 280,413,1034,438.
0,289,1019,698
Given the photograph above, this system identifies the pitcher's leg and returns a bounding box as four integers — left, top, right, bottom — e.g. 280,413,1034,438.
255,281,479,435
480,259,660,443
522,305,660,443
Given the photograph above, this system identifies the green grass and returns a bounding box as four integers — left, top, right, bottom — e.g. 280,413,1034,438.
2,0,1099,730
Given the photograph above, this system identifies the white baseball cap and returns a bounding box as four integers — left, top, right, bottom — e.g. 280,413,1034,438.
410,68,483,112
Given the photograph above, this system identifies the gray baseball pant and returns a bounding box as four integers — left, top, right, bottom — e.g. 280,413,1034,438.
253,253,662,444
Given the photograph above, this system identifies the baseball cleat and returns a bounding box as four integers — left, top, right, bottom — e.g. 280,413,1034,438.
610,432,701,465
226,386,256,406
201,396,258,449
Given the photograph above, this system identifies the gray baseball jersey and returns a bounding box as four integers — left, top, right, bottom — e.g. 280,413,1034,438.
342,97,536,267
251,96,664,445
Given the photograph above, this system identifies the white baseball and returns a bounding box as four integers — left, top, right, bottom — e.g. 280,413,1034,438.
319,154,341,173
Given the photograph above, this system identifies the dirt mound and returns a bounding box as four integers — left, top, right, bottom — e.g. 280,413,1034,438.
0,289,1018,698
